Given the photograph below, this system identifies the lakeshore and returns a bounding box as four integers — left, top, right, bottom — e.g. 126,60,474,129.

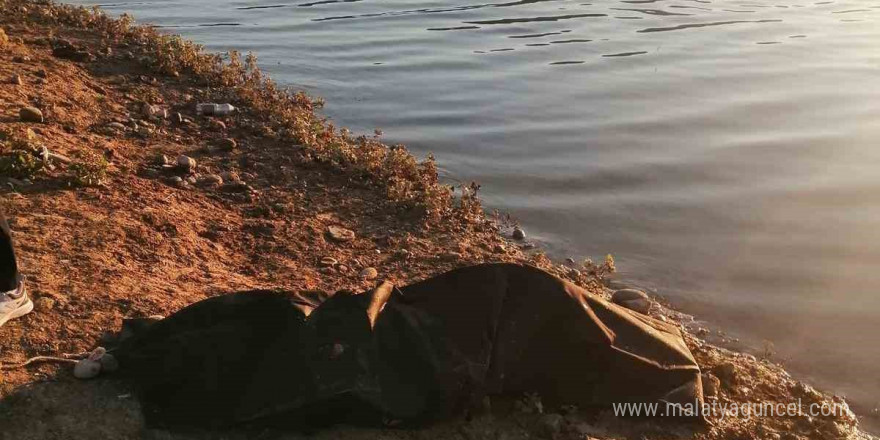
0,1,875,439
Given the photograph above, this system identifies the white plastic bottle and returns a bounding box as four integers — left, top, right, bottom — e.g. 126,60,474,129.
196,103,236,116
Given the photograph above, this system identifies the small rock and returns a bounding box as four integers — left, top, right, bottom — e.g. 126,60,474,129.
440,251,462,261
99,353,119,372
216,138,237,151
702,373,720,397
12,55,31,63
171,112,184,124
10,74,22,85
611,288,648,303
493,244,506,253
19,106,44,123
611,288,651,315
142,104,166,119
137,126,153,137
222,181,253,193
326,225,355,243
107,122,126,131
219,171,240,182
0,28,7,46
538,413,564,439
319,266,336,275
198,174,223,187
360,267,378,280
565,257,576,265
512,227,526,240
319,256,338,267
176,155,196,173
73,359,102,379
713,362,737,385
35,69,47,78
35,297,56,310
166,176,185,187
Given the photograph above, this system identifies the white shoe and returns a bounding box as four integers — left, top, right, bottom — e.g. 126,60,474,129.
0,280,33,327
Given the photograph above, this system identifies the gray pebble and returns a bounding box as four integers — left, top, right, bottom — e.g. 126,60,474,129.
611,288,651,314
19,106,43,123
360,267,378,280
73,359,101,379
176,155,196,173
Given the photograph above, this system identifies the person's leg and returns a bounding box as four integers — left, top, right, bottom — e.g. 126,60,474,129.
0,210,30,327
0,210,20,292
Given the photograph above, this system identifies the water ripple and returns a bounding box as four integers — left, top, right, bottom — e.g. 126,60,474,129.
236,4,287,9
508,31,564,38
611,7,693,16
637,19,783,33
603,50,648,57
465,13,606,24
427,25,481,31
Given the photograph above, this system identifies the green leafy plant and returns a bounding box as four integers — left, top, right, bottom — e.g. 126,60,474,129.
0,129,45,179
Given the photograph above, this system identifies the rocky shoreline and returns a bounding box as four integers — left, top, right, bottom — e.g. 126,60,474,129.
0,1,875,439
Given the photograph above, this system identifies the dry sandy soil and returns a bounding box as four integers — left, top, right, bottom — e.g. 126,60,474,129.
0,3,875,439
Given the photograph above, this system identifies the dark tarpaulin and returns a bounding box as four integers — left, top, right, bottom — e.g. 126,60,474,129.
112,263,703,429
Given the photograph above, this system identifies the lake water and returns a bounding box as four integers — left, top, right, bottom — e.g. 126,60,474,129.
72,0,880,425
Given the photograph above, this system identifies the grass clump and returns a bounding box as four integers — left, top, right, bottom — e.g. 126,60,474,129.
69,149,108,187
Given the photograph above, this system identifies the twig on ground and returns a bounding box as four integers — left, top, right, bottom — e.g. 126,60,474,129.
1,353,85,369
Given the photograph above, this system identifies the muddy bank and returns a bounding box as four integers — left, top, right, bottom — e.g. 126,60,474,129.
0,1,874,439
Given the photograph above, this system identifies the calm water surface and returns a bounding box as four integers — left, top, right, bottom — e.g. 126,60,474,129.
73,0,880,424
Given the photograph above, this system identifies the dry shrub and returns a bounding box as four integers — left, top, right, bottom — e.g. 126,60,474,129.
583,254,616,280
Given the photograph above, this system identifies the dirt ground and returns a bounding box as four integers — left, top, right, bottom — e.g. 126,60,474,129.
0,3,875,439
